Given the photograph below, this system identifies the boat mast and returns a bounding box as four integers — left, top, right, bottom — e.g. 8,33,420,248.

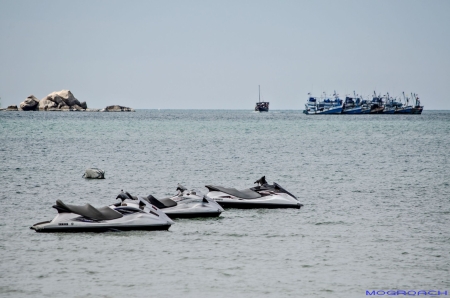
259,85,260,103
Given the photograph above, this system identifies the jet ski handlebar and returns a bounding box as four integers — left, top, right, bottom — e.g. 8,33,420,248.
176,184,188,193
254,176,268,186
116,191,138,202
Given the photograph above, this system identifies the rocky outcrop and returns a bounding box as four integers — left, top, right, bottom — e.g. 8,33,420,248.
102,105,135,112
6,105,18,111
19,95,39,111
39,97,58,110
5,90,133,112
44,90,82,108
71,104,83,111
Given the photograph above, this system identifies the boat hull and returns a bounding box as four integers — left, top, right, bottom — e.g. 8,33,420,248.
370,106,384,114
383,108,396,114
304,106,342,114
395,107,413,114
412,106,423,114
342,107,362,114
255,101,269,112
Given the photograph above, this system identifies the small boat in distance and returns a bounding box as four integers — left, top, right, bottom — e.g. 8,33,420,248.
255,85,269,112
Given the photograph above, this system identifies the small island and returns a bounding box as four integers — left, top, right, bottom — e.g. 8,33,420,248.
0,90,135,112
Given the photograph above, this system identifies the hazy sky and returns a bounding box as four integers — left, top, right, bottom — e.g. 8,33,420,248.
1,0,449,109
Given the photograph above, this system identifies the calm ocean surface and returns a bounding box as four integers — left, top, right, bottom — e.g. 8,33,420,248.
0,110,449,298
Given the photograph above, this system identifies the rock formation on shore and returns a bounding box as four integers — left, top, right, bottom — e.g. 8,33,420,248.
102,105,135,112
6,105,19,111
20,95,40,111
2,90,134,112
38,90,85,111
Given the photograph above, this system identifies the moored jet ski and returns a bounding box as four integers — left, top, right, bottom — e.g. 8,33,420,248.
30,197,174,233
206,176,303,209
117,185,224,219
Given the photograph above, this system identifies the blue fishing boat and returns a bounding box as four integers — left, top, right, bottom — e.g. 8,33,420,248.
304,93,342,115
342,92,363,114
393,92,413,114
321,91,343,109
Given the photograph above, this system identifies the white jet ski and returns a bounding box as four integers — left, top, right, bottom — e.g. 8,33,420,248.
206,176,303,209
30,197,174,233
117,185,224,219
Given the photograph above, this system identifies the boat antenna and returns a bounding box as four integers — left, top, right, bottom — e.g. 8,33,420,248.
259,85,260,103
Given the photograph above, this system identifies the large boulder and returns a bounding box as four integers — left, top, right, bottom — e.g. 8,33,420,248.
103,105,135,112
19,95,39,111
39,97,58,110
45,90,81,107
80,101,87,109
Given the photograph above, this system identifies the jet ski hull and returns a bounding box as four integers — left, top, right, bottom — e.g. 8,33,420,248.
215,201,302,209
165,211,222,219
30,224,171,233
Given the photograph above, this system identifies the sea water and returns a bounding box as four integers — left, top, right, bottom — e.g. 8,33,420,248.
0,110,449,298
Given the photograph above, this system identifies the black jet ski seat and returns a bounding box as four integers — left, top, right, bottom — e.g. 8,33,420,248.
144,195,178,209
205,185,262,199
52,200,123,221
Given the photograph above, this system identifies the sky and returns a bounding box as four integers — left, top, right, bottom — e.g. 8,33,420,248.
0,0,449,109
